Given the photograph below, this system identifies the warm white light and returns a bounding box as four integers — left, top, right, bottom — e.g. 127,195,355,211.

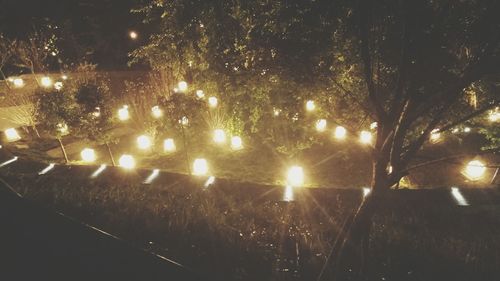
283,185,294,202
273,108,281,116
463,127,471,133
451,187,469,206
430,129,441,142
118,105,130,121
163,138,176,152
137,135,152,150
464,160,486,181
54,81,63,90
489,107,500,122
57,123,69,135
129,31,138,39
306,100,316,111
119,154,135,169
5,128,20,141
452,128,459,134
90,164,106,178
92,107,101,117
196,90,205,99
144,169,160,184
38,163,55,175
208,96,218,108
315,119,327,132
362,187,371,198
334,126,347,140
61,74,68,80
213,129,226,144
13,78,24,88
178,81,188,92
151,105,163,118
359,130,372,144
80,148,96,162
231,136,243,150
179,116,189,126
204,176,216,188
287,166,304,187
370,122,378,130
0,156,18,168
193,158,208,175
40,76,53,88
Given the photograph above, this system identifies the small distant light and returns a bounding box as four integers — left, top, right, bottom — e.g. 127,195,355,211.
231,136,243,150
196,90,205,99
61,74,68,80
129,31,138,39
80,148,96,162
179,116,189,126
38,163,55,175
315,119,327,132
13,78,24,88
370,122,378,130
193,158,208,175
213,129,226,144
4,128,20,141
306,100,316,111
92,107,101,117
359,130,372,144
204,176,216,188
463,127,471,133
163,138,176,152
40,76,53,88
57,123,69,135
451,187,469,206
430,129,441,143
151,105,163,118
90,164,106,178
334,126,347,140
178,81,188,92
488,107,500,122
0,156,18,168
362,187,371,198
273,108,281,116
208,96,218,108
137,135,152,150
144,169,160,184
118,105,130,121
119,154,135,169
54,81,63,90
283,185,294,202
464,160,486,181
452,128,459,134
287,166,304,187
51,51,57,56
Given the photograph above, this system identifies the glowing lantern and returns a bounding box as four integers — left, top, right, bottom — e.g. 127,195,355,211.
40,76,53,88
287,166,304,187
273,108,281,116
315,119,327,132
489,107,500,122
61,74,68,80
4,128,20,141
118,105,130,121
137,135,152,150
151,105,163,118
231,136,243,150
213,129,226,143
306,100,316,111
80,148,96,162
208,96,218,108
359,130,372,144
196,90,205,99
334,126,347,140
430,129,441,142
13,78,24,88
119,154,135,169
179,116,189,126
370,122,378,130
193,158,208,175
92,107,101,117
163,138,176,152
463,127,471,133
57,123,69,135
464,160,486,181
54,81,63,90
129,31,138,39
178,81,188,92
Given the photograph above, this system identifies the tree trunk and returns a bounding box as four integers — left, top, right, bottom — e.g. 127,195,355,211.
105,142,116,166
57,137,69,164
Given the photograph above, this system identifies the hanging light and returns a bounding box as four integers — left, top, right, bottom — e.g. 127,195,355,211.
40,76,53,88
119,154,135,169
287,166,304,187
488,107,500,122
315,119,327,132
193,158,208,175
196,90,205,99
54,81,63,90
464,160,486,181
273,108,281,116
370,122,378,130
61,74,68,80
178,81,188,92
12,78,24,88
163,138,176,152
208,96,218,108
57,123,69,135
137,135,152,150
334,126,347,140
463,127,471,133
179,116,189,126
213,129,226,143
306,100,316,111
231,136,243,150
4,128,20,141
118,105,130,121
129,31,138,39
359,130,372,144
151,105,163,118
430,129,441,142
80,148,96,162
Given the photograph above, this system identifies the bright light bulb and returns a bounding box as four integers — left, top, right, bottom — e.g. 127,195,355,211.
4,128,20,141
213,129,226,144
179,116,189,126
463,127,471,133
489,108,500,122
80,148,96,162
61,74,68,80
273,108,281,116
306,100,315,111
163,138,176,152
193,158,208,175
137,135,152,150
13,78,24,88
178,81,188,92
57,123,69,135
129,31,138,39
119,154,135,169
151,105,163,118
118,106,130,121
231,136,243,150
359,130,372,144
430,129,441,143
54,81,63,90
315,119,327,132
370,122,378,130
208,96,218,108
287,166,304,187
40,76,52,88
196,90,205,98
334,126,347,140
464,160,486,181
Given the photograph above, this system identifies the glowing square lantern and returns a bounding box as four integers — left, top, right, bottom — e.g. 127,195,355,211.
13,78,24,88
334,126,347,140
178,81,188,92
287,166,304,187
196,90,205,99
5,128,20,141
213,129,226,143
208,96,218,108
151,105,163,118
40,76,53,88
306,100,315,111
137,135,152,150
119,154,135,169
163,138,176,152
315,119,327,132
231,136,243,150
193,158,208,175
464,160,486,181
359,130,372,144
80,148,96,162
118,105,130,121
